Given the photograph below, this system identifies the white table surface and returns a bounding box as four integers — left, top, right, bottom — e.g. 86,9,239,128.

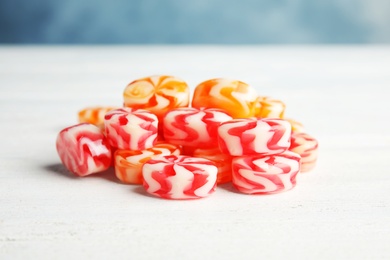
1,46,389,259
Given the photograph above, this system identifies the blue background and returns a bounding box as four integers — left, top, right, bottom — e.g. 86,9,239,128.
1,0,389,44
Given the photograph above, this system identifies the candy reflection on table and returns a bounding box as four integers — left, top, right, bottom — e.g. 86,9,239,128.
232,151,301,194
142,155,218,199
56,123,112,176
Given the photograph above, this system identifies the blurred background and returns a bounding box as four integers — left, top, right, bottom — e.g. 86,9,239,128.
1,0,389,44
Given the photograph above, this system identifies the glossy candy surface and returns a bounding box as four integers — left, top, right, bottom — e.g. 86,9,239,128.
285,118,305,133
218,118,292,156
114,143,181,184
289,133,318,172
255,96,285,118
123,75,190,120
56,123,112,176
192,78,259,118
142,155,218,199
104,108,158,150
193,148,232,184
163,107,232,148
232,151,301,194
78,106,119,128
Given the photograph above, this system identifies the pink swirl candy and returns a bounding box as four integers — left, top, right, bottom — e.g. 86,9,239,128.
163,107,232,148
232,151,301,194
142,155,218,200
218,118,291,156
289,132,318,172
56,123,112,177
104,108,158,150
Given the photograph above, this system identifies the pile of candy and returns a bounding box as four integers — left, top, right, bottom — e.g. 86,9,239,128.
56,75,318,199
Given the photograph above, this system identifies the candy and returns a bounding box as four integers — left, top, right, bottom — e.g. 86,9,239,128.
193,148,232,184
255,96,285,118
218,118,291,156
123,75,190,121
163,107,232,148
142,155,218,199
285,118,305,133
78,106,119,128
114,143,181,184
56,123,112,176
289,133,318,172
104,108,158,150
192,78,259,118
232,151,301,194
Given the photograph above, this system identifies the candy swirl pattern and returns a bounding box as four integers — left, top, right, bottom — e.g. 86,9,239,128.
104,108,158,150
192,78,259,118
218,118,292,156
255,96,286,119
114,143,181,184
289,132,318,172
163,107,232,148
78,106,119,128
123,75,190,120
232,151,301,194
56,123,112,176
142,155,218,199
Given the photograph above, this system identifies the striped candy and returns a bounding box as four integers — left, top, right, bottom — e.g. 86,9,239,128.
193,148,233,184
163,107,232,148
142,155,218,200
289,133,318,172
255,96,285,119
56,123,112,176
192,78,259,118
218,118,292,156
114,143,181,184
104,108,158,150
232,151,301,194
285,118,305,133
123,75,190,121
78,106,119,129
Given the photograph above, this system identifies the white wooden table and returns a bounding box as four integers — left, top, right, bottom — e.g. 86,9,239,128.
1,46,389,259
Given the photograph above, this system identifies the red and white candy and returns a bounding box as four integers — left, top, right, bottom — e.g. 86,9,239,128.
289,132,318,172
56,123,112,176
163,107,232,148
104,108,158,150
142,155,218,199
232,151,301,194
218,118,292,156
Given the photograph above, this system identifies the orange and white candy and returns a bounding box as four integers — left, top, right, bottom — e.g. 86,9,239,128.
192,78,259,118
255,96,285,118
78,106,119,128
285,118,305,133
114,143,181,184
289,132,318,172
123,75,190,120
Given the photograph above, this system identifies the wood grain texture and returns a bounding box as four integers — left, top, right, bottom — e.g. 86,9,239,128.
0,46,389,259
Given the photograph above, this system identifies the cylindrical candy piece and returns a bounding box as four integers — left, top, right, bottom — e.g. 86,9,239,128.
192,78,259,118
142,155,218,200
193,148,232,184
255,96,286,118
232,151,301,194
78,106,119,128
114,143,181,184
218,118,291,156
123,75,190,121
56,123,112,177
104,108,158,150
289,132,318,172
163,107,232,148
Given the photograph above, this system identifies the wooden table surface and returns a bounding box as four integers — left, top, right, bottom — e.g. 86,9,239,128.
1,46,389,259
